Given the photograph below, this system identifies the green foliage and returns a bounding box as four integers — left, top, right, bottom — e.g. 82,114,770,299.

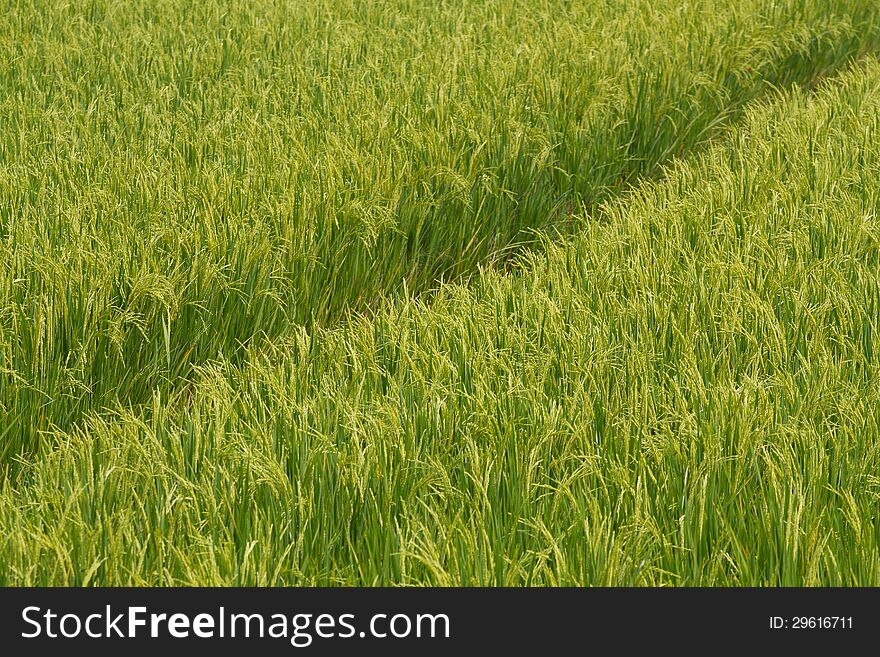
3,55,879,585
2,0,879,458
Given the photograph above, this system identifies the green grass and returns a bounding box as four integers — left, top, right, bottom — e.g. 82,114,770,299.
2,0,880,461
3,54,880,585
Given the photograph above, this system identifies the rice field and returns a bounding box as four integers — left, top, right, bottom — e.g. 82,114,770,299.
1,0,879,585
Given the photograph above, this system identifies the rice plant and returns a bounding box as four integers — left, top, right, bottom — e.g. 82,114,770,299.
2,0,879,461
2,56,879,585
